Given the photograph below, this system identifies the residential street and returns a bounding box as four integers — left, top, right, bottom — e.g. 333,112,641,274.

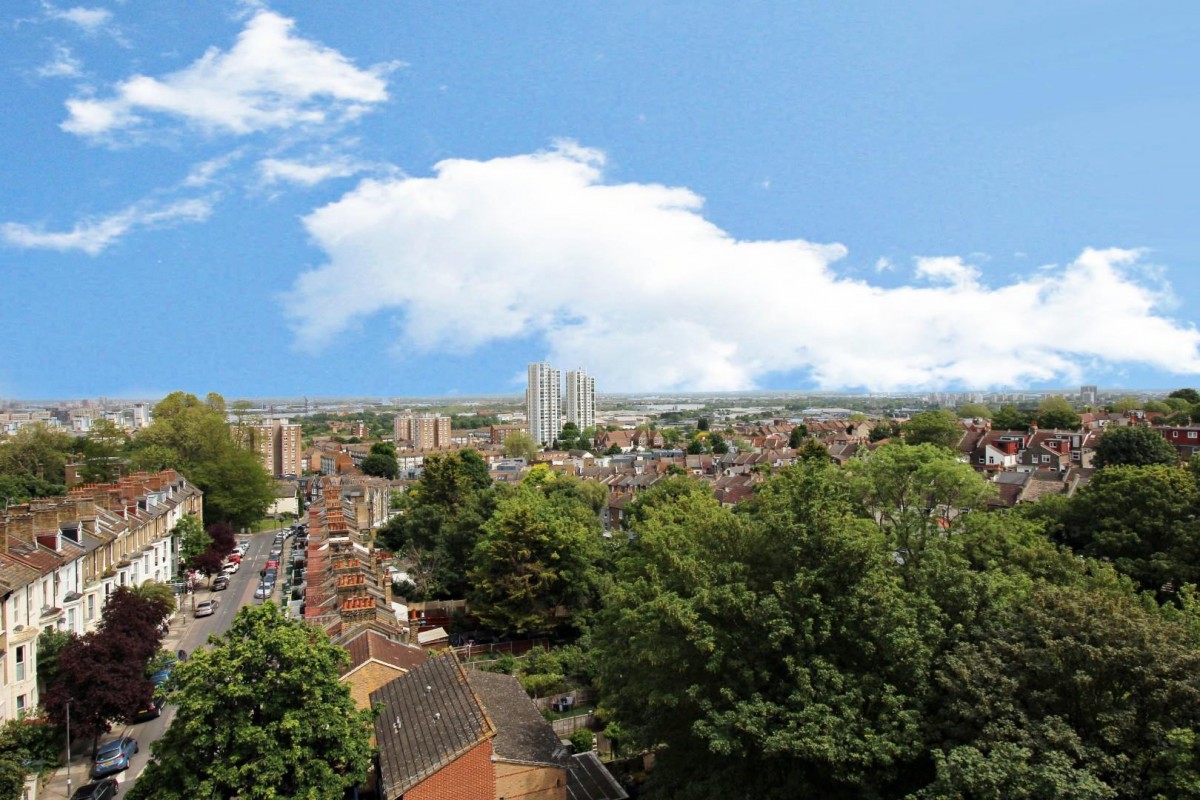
42,529,282,799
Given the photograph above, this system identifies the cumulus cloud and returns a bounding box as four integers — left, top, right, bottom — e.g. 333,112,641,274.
61,9,396,139
257,155,366,186
1,197,213,255
278,143,1200,391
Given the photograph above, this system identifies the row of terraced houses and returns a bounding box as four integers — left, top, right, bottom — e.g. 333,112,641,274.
0,470,202,724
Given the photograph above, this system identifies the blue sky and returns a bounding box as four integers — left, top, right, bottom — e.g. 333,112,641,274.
3,1,1199,399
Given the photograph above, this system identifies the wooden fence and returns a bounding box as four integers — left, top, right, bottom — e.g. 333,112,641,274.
550,711,595,737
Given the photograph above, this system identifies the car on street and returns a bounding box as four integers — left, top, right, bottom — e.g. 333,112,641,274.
254,583,271,599
70,779,119,800
211,575,230,591
194,599,219,618
263,570,277,584
134,694,166,722
223,561,239,575
265,559,279,571
225,552,241,564
90,736,137,778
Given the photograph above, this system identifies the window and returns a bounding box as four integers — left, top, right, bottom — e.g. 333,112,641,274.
15,695,25,714
15,646,25,681
1190,431,1198,439
1042,455,1051,463
87,595,95,620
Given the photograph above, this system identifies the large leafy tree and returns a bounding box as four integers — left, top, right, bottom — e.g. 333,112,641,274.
469,477,605,634
502,430,538,460
1035,396,1082,430
377,449,499,598
1093,424,1179,468
130,391,272,528
172,513,208,566
1056,464,1200,593
1169,388,1200,405
0,423,74,486
360,452,399,479
593,461,944,798
76,418,129,483
992,404,1032,431
125,603,373,800
901,409,962,449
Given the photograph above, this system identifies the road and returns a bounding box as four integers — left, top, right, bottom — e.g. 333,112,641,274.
54,529,283,799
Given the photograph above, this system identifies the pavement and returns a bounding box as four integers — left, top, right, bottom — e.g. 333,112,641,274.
40,529,284,799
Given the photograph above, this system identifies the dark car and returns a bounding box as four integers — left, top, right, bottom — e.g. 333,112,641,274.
133,694,166,722
90,735,137,778
211,575,230,591
71,779,118,800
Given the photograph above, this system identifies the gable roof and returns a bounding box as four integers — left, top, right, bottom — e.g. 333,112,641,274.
465,670,568,767
567,751,630,800
371,655,494,798
340,628,427,677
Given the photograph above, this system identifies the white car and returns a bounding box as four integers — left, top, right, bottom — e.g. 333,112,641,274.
222,561,239,575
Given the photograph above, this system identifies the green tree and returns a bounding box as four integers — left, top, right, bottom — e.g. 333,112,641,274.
1110,396,1141,414
593,463,942,798
1035,396,1081,430
992,404,1032,431
0,472,65,504
189,446,273,528
0,423,74,485
126,603,373,800
788,423,808,448
901,409,962,449
361,452,399,479
77,418,130,483
1057,464,1200,592
131,581,177,616
502,430,538,460
1093,425,1179,468
468,481,604,634
696,416,710,432
1169,388,1200,405
35,629,71,697
708,431,729,454
172,513,208,567
957,402,993,419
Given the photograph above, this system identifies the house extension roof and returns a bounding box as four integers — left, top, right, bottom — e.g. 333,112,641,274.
371,654,494,798
568,751,630,800
466,670,568,767
340,628,427,677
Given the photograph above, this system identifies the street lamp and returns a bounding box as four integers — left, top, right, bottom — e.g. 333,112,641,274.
64,698,72,799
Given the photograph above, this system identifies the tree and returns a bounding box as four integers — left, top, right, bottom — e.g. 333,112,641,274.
1110,396,1141,414
796,438,830,462
36,629,71,697
468,481,604,635
0,472,64,503
696,417,710,431
369,441,395,457
0,423,74,485
77,418,129,483
901,409,962,449
0,718,61,800
708,431,729,454
172,513,208,567
592,463,942,798
1056,464,1200,593
361,452,399,479
1093,425,1179,468
1035,396,1081,430
125,603,373,800
1170,388,1200,405
502,430,538,460
131,391,272,527
788,424,808,449
957,402,992,420
993,404,1032,431
131,581,177,616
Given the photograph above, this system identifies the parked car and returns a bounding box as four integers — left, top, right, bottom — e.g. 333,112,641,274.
90,736,137,778
194,599,219,618
222,561,239,575
254,583,271,600
70,779,118,800
265,559,279,571
225,552,241,564
133,694,166,722
148,666,172,687
211,575,230,591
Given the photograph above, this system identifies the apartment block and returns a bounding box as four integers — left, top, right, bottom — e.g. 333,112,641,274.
394,413,451,451
565,368,596,430
237,418,304,477
526,363,562,447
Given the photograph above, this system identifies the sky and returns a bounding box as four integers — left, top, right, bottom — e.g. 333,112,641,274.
2,1,1200,399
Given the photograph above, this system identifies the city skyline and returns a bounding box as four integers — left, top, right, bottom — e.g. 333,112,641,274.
3,2,1200,397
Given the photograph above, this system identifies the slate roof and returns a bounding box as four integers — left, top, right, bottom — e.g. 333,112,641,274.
371,655,494,798
567,751,630,800
341,628,427,676
466,670,568,767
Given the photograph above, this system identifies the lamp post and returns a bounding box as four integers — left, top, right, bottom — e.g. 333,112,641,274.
64,698,72,799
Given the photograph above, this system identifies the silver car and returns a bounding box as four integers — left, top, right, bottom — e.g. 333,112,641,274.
194,599,219,618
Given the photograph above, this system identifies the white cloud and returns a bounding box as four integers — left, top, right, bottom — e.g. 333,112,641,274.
183,150,245,187
257,156,365,187
875,257,893,272
45,5,112,32
280,143,1200,392
61,10,396,139
37,43,83,78
1,197,213,255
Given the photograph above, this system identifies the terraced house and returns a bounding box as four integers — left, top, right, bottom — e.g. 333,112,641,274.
0,469,202,723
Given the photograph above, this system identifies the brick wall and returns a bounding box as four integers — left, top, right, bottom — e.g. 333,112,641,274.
343,662,405,710
405,740,494,800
